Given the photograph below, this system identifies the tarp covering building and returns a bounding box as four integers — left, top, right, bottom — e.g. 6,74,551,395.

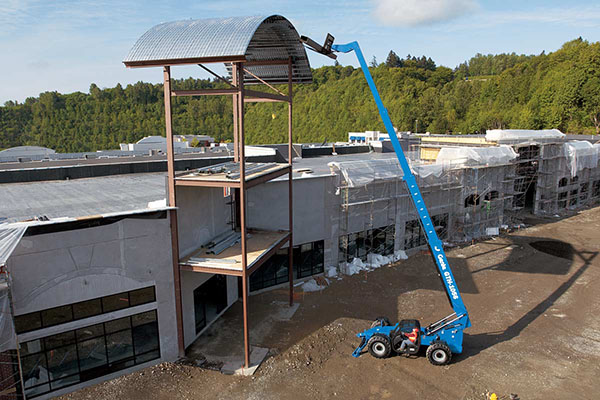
485,129,566,142
564,141,600,177
0,224,27,352
435,145,518,167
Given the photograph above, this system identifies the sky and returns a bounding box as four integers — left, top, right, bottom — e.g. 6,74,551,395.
1,0,599,104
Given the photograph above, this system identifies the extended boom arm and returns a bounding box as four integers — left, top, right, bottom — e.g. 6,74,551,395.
332,41,470,326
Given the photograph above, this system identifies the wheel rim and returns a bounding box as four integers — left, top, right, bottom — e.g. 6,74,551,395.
432,349,447,363
373,342,386,356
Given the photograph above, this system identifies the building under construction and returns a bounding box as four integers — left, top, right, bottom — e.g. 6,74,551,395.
1,14,600,400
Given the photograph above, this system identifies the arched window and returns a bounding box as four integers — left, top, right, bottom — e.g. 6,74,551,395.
571,176,579,184
558,177,568,187
464,194,480,207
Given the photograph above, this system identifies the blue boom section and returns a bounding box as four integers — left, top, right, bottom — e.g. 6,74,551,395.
332,41,470,325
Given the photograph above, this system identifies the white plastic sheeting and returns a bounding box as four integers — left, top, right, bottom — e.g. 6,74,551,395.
0,225,27,267
486,129,565,142
0,284,17,352
329,159,403,187
0,225,27,352
301,278,330,292
564,141,600,177
343,251,408,275
435,145,517,167
329,159,449,188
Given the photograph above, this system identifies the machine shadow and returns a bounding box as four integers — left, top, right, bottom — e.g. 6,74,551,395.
457,238,597,363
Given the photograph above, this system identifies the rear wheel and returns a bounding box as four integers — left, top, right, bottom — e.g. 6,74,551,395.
370,317,391,329
426,342,452,365
367,334,391,358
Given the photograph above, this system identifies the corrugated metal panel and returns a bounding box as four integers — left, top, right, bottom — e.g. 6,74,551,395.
124,15,312,84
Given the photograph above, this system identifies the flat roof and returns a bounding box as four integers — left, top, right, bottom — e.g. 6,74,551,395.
0,173,166,223
0,152,390,223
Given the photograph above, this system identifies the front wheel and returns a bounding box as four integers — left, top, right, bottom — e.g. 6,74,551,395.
367,334,391,358
426,342,452,365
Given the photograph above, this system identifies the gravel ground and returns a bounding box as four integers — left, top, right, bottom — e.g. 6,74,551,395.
60,207,600,400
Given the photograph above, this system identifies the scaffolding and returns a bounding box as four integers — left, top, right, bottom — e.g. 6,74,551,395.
330,150,520,268
533,142,600,215
0,225,28,399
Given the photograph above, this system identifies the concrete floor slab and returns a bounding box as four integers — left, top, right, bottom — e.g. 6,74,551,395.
185,290,301,370
221,346,269,376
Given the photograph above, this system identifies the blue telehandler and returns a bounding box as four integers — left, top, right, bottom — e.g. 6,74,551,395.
301,35,471,365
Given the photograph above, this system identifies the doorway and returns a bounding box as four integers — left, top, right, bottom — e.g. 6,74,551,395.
194,275,228,334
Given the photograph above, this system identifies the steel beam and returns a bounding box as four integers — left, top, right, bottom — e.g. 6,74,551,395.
244,89,289,102
124,55,246,68
243,97,288,103
175,179,241,188
287,57,294,307
172,88,238,97
247,232,291,276
180,264,243,276
233,64,239,163
163,66,185,357
237,63,251,369
245,165,291,189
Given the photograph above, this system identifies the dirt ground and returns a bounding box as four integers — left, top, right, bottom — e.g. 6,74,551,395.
60,207,600,400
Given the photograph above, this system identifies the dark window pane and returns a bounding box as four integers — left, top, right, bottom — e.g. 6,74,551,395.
21,353,48,388
357,231,367,259
78,337,107,372
14,313,42,334
194,288,206,334
135,350,160,365
44,331,76,350
76,323,104,341
347,234,357,262
313,241,324,270
338,236,348,264
102,292,130,312
106,330,134,363
107,358,134,373
41,305,72,327
105,317,131,334
373,229,385,254
133,321,159,355
46,345,79,381
49,373,80,391
25,383,50,398
130,287,155,306
20,339,44,357
73,299,102,320
132,311,157,328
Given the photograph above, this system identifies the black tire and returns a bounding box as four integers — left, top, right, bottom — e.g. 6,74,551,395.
426,342,452,365
367,334,392,359
370,317,391,329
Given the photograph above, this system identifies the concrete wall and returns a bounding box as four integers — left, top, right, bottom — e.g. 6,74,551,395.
246,176,334,245
175,185,241,348
176,186,232,258
7,212,179,399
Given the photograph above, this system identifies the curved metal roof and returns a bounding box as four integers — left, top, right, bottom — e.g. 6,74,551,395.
124,15,312,84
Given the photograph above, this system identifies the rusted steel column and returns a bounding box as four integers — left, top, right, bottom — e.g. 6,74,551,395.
232,63,239,163
237,63,251,369
287,57,294,307
163,66,185,357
